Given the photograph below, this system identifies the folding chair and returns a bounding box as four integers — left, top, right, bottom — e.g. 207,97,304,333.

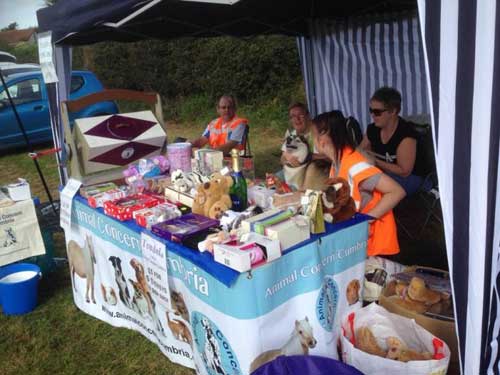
396,122,442,239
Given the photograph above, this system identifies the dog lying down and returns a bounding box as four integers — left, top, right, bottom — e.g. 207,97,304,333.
283,134,329,191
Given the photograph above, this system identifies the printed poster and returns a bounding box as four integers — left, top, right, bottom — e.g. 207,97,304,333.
0,199,45,266
68,197,368,374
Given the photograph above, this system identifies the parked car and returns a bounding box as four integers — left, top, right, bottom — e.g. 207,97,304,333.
0,63,41,76
0,70,118,150
0,51,16,63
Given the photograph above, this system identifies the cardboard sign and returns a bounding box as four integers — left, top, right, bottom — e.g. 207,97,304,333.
141,233,170,309
60,178,82,231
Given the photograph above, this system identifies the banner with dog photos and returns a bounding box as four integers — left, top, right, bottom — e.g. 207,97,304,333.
67,197,368,374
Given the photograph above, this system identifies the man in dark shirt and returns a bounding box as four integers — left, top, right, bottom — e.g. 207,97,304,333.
360,87,426,196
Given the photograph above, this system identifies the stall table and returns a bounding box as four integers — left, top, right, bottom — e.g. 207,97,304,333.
67,195,368,375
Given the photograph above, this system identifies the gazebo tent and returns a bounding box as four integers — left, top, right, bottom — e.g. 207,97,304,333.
36,0,500,374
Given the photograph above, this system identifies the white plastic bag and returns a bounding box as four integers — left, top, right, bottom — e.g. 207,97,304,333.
340,303,450,375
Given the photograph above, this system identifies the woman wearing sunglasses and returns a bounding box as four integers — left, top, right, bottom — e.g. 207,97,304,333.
360,87,424,196
312,110,405,256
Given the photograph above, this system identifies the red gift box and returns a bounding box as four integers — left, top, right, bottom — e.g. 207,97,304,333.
103,194,160,221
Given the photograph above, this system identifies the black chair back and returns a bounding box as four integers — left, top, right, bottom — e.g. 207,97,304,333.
346,116,363,146
411,122,437,180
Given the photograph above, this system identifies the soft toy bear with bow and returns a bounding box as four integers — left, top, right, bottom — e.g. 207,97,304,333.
192,173,233,219
321,177,356,223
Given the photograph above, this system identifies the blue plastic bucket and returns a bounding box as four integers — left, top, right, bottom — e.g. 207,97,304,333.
0,263,41,315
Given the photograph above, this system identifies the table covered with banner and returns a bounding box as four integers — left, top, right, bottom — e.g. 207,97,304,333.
66,195,368,375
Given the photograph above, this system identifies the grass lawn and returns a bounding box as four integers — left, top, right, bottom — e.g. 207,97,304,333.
0,113,448,374
0,117,284,375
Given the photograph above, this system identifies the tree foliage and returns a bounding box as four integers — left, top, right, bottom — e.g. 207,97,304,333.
1,22,18,32
86,36,302,104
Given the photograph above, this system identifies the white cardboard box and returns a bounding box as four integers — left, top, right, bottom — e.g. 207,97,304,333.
164,186,194,207
240,208,282,233
213,233,281,272
4,179,31,201
74,110,166,174
265,215,310,251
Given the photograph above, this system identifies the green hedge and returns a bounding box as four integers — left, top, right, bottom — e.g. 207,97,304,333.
85,36,303,105
1,37,305,126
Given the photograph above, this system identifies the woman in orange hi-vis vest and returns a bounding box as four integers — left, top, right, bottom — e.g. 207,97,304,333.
311,110,406,256
190,95,248,155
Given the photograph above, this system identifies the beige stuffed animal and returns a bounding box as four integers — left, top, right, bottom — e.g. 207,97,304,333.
192,173,233,219
386,336,432,362
407,277,442,305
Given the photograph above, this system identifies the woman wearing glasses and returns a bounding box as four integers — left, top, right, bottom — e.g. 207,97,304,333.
190,95,248,155
312,110,405,256
360,87,423,196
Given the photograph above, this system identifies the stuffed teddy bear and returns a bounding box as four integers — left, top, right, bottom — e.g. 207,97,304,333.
321,177,356,223
192,173,233,219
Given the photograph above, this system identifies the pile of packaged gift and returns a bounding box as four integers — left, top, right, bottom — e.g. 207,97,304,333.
77,144,359,273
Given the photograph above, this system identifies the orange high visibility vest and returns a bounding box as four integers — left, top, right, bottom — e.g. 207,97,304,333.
208,116,248,151
330,147,400,256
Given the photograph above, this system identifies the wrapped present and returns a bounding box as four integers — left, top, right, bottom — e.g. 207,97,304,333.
271,191,303,210
103,194,161,221
80,182,117,199
240,208,282,234
151,213,219,243
88,187,129,208
247,185,274,209
164,185,195,207
74,111,166,175
133,202,181,229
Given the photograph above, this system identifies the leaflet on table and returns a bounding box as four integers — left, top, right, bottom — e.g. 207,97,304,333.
60,178,82,231
141,233,171,309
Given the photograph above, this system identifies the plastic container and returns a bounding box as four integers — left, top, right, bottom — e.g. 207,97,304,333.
167,142,192,172
0,263,41,315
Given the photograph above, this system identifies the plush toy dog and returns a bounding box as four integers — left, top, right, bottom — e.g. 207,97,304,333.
386,336,432,362
192,173,233,219
321,177,356,223
355,327,387,357
355,327,433,362
407,277,442,305
388,278,449,314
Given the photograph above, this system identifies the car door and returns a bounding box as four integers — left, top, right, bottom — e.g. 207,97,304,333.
0,76,50,148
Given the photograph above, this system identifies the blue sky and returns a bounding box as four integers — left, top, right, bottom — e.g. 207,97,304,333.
0,0,46,29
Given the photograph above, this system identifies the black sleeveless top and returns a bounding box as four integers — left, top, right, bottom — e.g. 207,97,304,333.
367,117,419,172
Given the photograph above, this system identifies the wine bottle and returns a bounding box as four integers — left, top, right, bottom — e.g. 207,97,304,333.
229,149,248,212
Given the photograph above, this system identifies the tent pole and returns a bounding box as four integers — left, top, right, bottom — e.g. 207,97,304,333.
0,70,58,215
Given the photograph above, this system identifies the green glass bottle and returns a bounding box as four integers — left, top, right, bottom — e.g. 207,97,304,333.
229,149,248,212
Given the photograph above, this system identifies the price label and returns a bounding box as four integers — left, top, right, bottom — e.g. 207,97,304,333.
141,233,170,308
60,178,81,232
